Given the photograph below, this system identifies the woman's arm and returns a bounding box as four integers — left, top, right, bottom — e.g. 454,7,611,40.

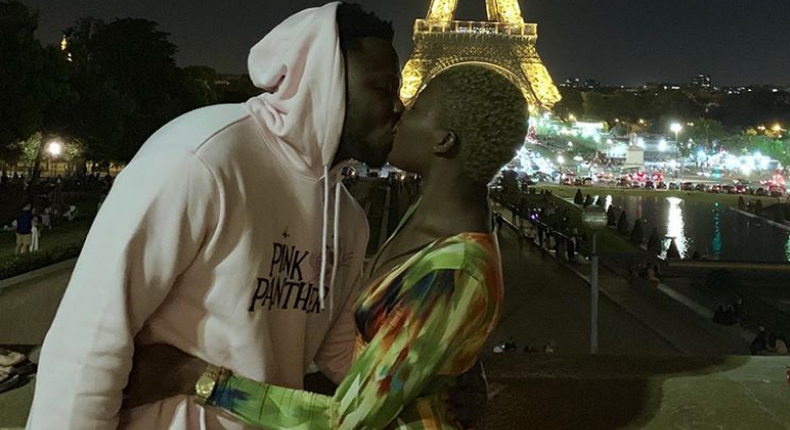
212,266,493,429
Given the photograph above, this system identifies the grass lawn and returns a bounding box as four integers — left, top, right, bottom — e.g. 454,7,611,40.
540,185,785,208
0,218,92,258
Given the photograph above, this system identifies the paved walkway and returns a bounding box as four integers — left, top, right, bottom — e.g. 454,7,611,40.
492,202,752,356
489,216,678,356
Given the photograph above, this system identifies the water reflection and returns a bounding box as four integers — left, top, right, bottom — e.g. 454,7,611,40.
598,193,790,263
666,197,687,258
711,203,722,259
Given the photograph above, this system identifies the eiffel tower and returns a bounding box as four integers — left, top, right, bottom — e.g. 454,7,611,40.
400,0,561,113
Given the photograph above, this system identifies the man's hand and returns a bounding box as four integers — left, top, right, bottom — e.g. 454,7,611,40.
122,344,207,409
447,361,488,429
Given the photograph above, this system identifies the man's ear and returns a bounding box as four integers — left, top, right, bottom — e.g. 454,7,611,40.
432,131,458,155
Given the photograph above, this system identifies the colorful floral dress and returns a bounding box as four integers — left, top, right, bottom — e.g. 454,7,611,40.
209,207,503,429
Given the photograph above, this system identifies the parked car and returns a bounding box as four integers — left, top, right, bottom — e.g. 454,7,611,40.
709,184,722,194
669,182,680,190
582,177,594,186
735,184,748,194
681,182,694,191
770,186,785,197
755,187,767,196
644,181,655,190
722,185,735,194
695,183,707,192
656,181,668,190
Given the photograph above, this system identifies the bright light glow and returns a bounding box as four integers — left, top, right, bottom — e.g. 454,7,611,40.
740,163,753,175
47,141,63,157
658,139,668,152
696,149,706,160
666,197,687,258
760,156,770,170
669,160,678,169
543,112,551,120
606,138,614,144
567,141,574,148
725,155,740,170
573,155,583,162
557,155,565,164
773,124,783,132
636,137,645,148
670,123,683,134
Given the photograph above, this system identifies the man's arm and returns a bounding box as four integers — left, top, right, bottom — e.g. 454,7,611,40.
312,271,363,385
27,150,220,430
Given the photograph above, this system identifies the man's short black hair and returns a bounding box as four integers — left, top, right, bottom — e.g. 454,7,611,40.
336,3,394,53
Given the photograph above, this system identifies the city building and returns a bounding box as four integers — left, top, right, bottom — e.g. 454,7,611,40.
692,74,712,88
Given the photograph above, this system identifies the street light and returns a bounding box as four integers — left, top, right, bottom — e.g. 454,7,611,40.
47,140,63,157
582,205,608,354
670,123,683,142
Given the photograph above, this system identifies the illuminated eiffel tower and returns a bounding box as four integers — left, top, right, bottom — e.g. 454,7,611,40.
400,0,561,112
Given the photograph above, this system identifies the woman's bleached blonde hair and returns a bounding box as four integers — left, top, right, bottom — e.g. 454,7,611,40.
431,65,529,184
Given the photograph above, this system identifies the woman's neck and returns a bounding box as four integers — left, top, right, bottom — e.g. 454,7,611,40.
410,169,491,237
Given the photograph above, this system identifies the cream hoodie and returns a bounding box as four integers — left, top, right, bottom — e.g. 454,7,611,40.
27,3,368,429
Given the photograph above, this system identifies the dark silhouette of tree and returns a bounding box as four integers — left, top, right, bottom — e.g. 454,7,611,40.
574,189,584,204
630,220,644,244
607,206,617,226
0,1,73,171
617,211,630,234
647,228,661,253
583,194,593,208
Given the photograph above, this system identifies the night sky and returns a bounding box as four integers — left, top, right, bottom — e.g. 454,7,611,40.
23,0,790,86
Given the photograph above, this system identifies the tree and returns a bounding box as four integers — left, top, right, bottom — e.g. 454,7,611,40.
630,220,644,244
617,211,630,234
607,206,617,226
574,188,584,205
501,170,519,199
64,17,199,164
647,228,661,254
0,1,73,168
553,87,583,119
688,118,727,152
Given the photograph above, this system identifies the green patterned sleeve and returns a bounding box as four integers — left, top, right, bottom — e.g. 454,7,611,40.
208,264,492,430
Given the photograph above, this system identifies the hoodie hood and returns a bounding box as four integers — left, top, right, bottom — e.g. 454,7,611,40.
245,2,345,180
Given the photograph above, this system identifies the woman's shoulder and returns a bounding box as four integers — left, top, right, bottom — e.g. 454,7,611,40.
417,232,498,275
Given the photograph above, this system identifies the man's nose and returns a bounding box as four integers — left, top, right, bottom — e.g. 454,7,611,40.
393,97,405,124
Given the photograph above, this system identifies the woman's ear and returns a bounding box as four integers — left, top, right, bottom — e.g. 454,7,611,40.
432,131,457,155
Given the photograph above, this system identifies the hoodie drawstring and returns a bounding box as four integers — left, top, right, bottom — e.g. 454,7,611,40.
319,165,341,320
330,181,341,320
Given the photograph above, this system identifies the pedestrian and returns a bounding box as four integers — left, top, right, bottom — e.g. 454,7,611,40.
775,335,789,355
15,204,33,255
750,326,769,355
30,215,41,253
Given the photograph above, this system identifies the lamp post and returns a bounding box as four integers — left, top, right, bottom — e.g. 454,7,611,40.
582,205,608,354
47,140,63,177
